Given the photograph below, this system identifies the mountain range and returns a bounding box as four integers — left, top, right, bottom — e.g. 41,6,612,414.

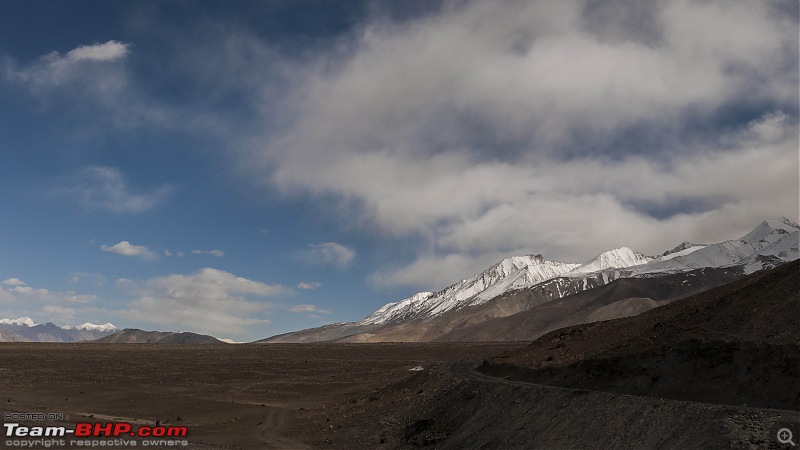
3,217,796,344
263,217,799,343
0,318,118,342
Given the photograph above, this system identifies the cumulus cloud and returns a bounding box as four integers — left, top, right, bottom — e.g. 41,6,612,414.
191,249,225,257
122,268,286,337
249,0,798,288
1,278,26,287
57,166,173,214
100,241,157,259
299,242,356,268
296,281,322,290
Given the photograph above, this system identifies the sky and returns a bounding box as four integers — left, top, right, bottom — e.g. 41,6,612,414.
0,0,797,341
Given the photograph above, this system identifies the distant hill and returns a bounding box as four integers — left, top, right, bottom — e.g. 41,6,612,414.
93,328,224,344
0,328,31,342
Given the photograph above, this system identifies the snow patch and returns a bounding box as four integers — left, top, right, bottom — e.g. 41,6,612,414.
657,245,706,262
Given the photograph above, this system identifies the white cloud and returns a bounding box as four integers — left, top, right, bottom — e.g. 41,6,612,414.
5,41,131,88
1,40,178,129
289,304,331,316
122,268,286,338
65,41,129,62
58,166,173,214
9,286,37,295
247,0,798,288
1,284,97,305
296,281,322,290
100,241,157,260
1,278,26,287
747,111,789,144
300,242,356,268
191,249,225,257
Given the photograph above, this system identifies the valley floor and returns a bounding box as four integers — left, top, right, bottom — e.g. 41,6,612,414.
0,341,796,449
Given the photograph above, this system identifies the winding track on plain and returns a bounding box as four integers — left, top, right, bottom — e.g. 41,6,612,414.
448,360,800,417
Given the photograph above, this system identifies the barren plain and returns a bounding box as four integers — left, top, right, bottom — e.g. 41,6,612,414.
0,340,796,449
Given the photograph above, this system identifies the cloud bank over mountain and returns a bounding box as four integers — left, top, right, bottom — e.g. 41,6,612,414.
249,0,798,287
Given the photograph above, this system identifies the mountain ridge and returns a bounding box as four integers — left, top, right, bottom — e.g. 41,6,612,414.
264,217,799,343
0,319,118,342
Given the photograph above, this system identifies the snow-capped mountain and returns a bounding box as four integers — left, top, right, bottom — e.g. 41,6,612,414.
358,218,799,327
359,255,580,325
0,317,37,327
635,218,799,275
0,318,118,342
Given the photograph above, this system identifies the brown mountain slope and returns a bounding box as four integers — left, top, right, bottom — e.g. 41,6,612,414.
483,260,800,410
258,322,374,343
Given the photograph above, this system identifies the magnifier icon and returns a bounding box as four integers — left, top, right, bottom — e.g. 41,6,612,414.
778,428,796,446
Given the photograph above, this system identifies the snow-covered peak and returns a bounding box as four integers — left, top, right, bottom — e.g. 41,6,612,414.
569,247,653,274
742,217,800,243
359,255,579,326
0,317,36,327
359,292,433,325
76,322,117,332
491,254,546,275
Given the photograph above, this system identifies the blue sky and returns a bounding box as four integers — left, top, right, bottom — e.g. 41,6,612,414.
0,0,797,341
